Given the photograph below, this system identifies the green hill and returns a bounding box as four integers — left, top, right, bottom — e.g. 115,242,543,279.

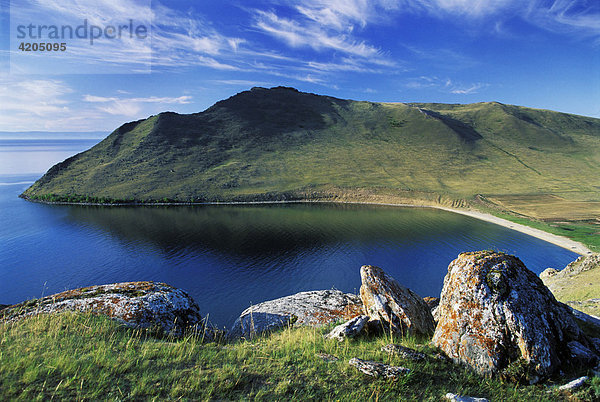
21,86,600,223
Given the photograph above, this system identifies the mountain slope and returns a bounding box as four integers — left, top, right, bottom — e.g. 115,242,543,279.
22,87,600,216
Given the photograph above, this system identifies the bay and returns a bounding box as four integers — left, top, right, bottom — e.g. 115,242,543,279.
0,139,579,328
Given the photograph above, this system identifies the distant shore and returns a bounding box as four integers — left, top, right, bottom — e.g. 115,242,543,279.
311,200,593,256
21,195,593,256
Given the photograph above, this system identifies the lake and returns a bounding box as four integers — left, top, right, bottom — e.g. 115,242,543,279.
0,138,579,328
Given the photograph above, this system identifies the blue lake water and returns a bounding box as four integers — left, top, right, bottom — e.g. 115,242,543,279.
0,139,579,328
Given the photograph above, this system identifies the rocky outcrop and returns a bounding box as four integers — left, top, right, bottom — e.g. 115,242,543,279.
432,251,598,383
1,282,202,336
230,290,363,338
348,358,410,379
324,315,369,342
360,265,435,337
540,253,600,317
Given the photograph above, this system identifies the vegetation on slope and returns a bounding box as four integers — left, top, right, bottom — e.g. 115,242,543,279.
20,86,600,248
2,312,598,400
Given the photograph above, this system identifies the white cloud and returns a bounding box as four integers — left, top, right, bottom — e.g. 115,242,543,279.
82,94,192,117
405,76,487,94
0,79,110,131
0,80,71,129
252,7,393,64
254,11,381,58
396,0,599,38
84,95,191,104
0,77,194,130
525,0,600,38
450,83,486,94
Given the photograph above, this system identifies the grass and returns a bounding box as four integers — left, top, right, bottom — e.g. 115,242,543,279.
1,312,597,401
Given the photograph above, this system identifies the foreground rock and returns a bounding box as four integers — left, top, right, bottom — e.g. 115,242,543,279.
360,265,435,337
432,251,598,383
558,376,588,391
324,315,369,342
348,357,410,379
230,290,363,338
381,344,426,361
1,282,202,336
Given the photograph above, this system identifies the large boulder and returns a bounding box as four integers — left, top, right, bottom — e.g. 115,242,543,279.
230,290,363,338
359,265,435,337
1,282,202,336
432,251,598,383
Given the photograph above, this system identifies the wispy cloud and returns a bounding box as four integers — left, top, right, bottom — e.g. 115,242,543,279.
0,79,72,119
405,76,487,94
450,83,486,94
253,10,383,60
525,0,600,39
0,79,103,130
0,77,194,130
82,94,192,116
396,0,599,38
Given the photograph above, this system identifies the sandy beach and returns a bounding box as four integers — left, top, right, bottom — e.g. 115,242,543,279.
433,206,593,256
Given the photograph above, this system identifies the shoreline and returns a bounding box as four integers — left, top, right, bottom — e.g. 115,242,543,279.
21,196,593,256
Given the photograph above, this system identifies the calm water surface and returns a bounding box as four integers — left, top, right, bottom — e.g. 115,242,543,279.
0,139,579,328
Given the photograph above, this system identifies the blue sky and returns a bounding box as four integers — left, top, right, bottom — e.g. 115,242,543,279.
0,0,599,131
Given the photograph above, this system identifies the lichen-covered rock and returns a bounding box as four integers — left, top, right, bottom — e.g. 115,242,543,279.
360,265,435,337
324,315,369,342
432,251,597,382
348,357,410,379
381,344,426,361
230,290,363,338
1,282,202,336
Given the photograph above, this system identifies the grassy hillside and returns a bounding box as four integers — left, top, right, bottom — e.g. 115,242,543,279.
2,312,597,400
21,87,600,246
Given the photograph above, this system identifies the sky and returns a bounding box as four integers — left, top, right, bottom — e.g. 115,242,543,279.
0,0,599,132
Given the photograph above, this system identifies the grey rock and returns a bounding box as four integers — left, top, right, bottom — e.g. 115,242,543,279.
432,251,598,382
558,376,588,391
559,254,600,277
230,290,363,338
360,265,435,337
568,306,600,329
348,357,410,379
0,282,202,336
381,344,426,361
324,315,369,342
444,393,489,402
567,341,598,366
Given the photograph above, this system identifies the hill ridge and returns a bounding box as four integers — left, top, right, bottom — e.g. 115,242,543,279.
20,87,600,226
